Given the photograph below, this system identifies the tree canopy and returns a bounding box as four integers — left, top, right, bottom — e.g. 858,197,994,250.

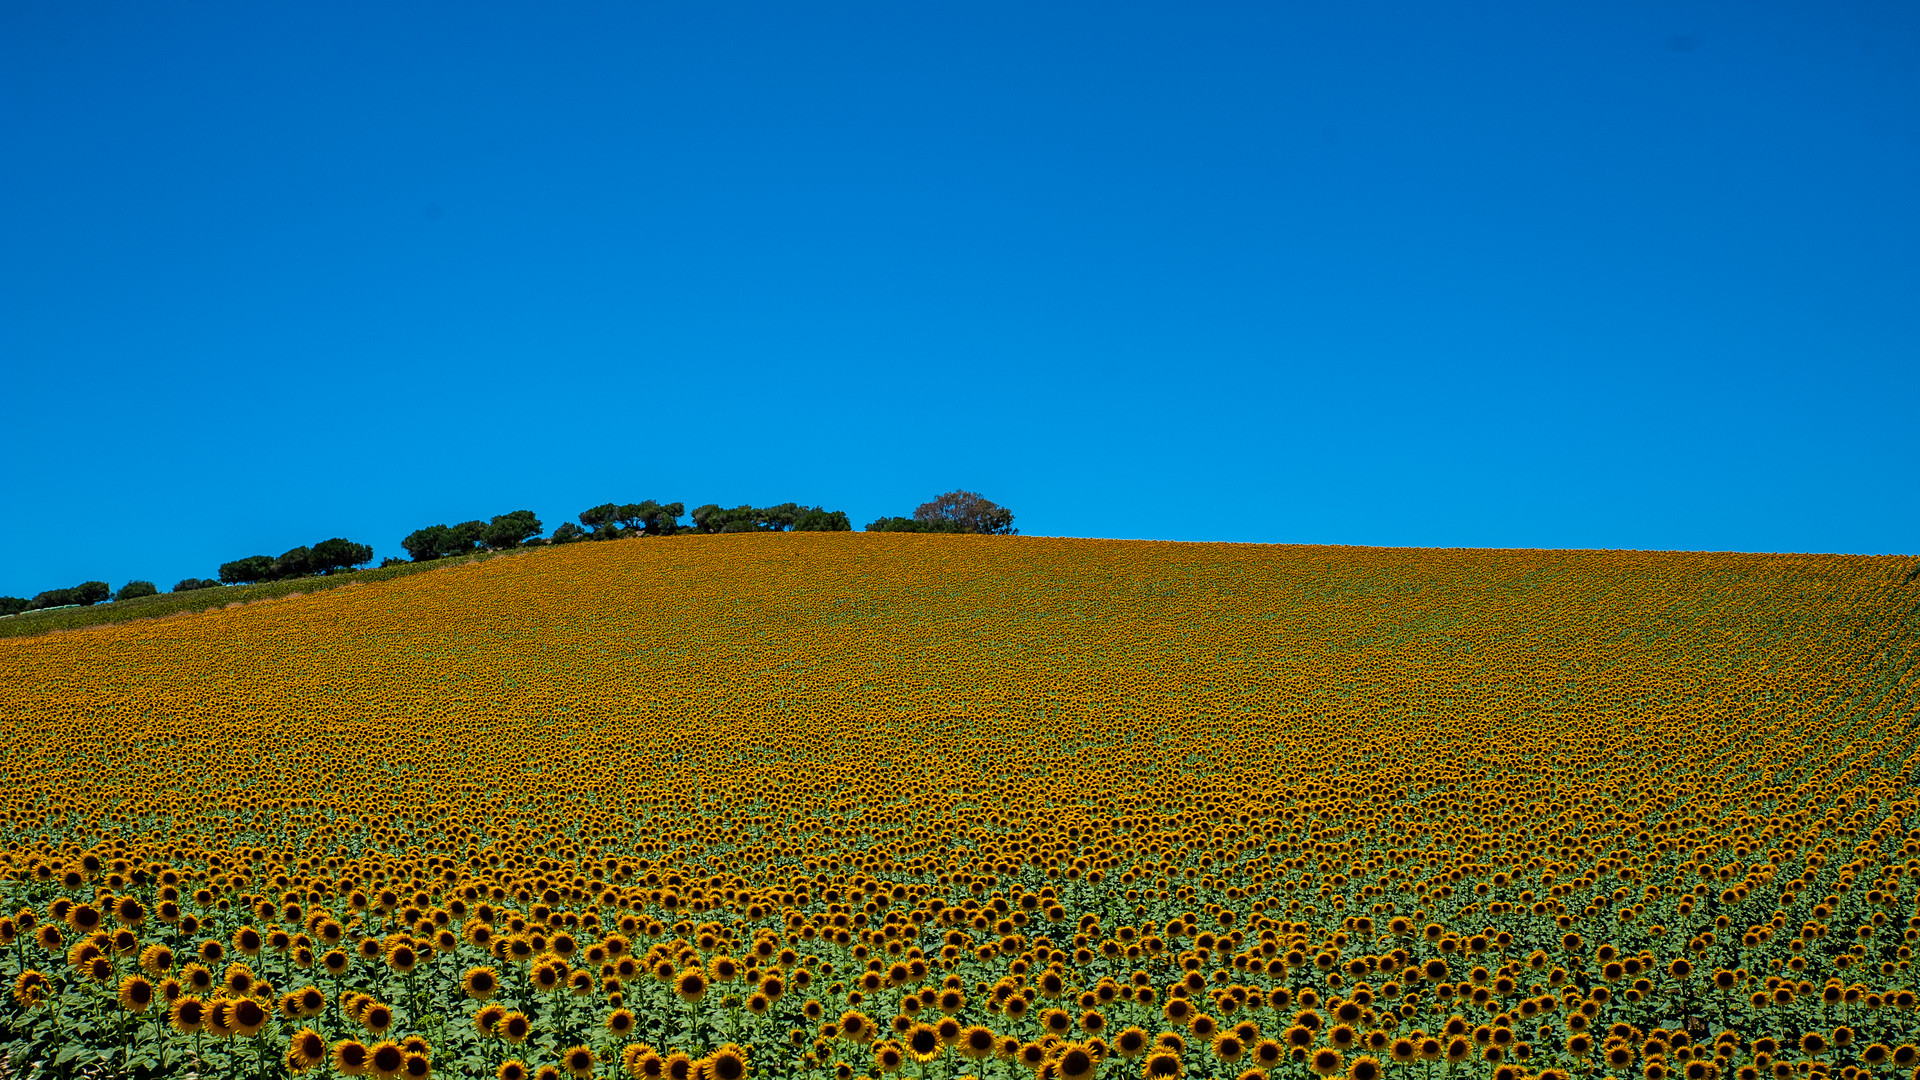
221,535,375,583
690,503,851,534
867,491,1016,535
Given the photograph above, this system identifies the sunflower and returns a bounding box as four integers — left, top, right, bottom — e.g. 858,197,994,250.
907,1024,943,1062
6,965,48,1009
1310,1049,1344,1077
171,995,207,1034
608,1008,637,1036
839,1011,875,1043
628,1048,666,1080
1214,1034,1247,1064
224,962,256,996
475,1004,508,1037
1114,1028,1150,1059
875,1042,907,1074
1059,1045,1097,1080
232,996,269,1037
370,1041,407,1080
336,1039,373,1077
363,1002,395,1037
67,903,103,934
387,942,419,974
205,999,237,1039
563,1046,598,1079
1348,1057,1383,1080
500,1011,534,1044
499,1061,528,1080
708,1044,748,1080
402,1051,431,1079
677,968,709,1003
961,1026,997,1060
140,943,174,974
288,1029,328,1074
1142,1049,1183,1079
118,974,155,1012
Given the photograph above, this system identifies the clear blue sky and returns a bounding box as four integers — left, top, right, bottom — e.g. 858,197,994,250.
3,2,1916,596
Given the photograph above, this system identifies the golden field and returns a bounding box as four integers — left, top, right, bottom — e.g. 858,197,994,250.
1,534,1917,1080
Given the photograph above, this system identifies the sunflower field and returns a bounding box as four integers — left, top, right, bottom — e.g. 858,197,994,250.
1,534,1918,1080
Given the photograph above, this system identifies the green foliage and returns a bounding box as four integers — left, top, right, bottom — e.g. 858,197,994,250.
579,500,684,538
311,536,376,572
25,580,112,609
0,596,27,616
3,545,535,638
113,580,159,602
866,492,1016,534
218,555,278,584
912,490,1016,534
171,577,222,593
401,524,451,562
691,503,849,534
222,537,376,582
482,510,544,549
864,515,964,533
408,514,537,560
273,544,316,579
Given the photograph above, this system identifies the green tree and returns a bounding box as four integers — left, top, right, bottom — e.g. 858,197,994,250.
447,521,487,553
912,490,1017,534
272,546,315,579
865,516,962,533
311,538,374,573
609,500,685,535
0,596,29,616
115,580,159,601
690,504,763,533
219,555,277,584
578,503,623,538
171,578,222,592
793,507,852,531
70,581,110,605
401,525,450,562
483,510,543,549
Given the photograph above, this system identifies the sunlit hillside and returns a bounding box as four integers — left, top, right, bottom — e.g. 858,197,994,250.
2,535,1917,1080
